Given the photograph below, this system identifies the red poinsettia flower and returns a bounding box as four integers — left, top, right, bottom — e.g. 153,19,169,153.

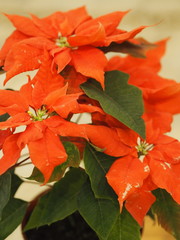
105,120,180,224
106,39,180,131
0,128,12,149
84,117,180,224
0,59,103,183
0,7,146,86
124,176,157,226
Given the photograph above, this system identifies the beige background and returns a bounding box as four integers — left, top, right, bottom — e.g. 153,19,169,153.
0,0,179,239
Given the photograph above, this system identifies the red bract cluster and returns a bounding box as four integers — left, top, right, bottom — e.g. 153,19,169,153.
0,6,179,228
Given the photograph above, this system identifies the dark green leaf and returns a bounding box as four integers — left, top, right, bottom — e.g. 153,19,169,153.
24,168,87,231
28,141,81,183
98,39,156,58
0,113,9,122
81,71,145,138
78,180,119,240
0,172,11,220
27,167,44,183
147,208,155,221
84,143,117,200
0,198,27,240
9,171,23,197
107,208,141,240
152,189,180,239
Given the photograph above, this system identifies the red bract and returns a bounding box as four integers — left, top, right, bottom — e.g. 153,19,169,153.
0,60,103,183
0,7,146,87
106,39,180,132
84,117,180,224
105,120,180,224
0,129,12,149
124,177,156,226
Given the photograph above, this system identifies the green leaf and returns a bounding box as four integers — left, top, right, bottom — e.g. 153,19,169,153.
0,113,9,122
77,179,119,240
152,189,180,239
24,168,87,231
9,170,23,197
28,141,81,183
98,39,156,58
0,198,27,240
0,172,11,220
84,143,117,200
107,208,141,240
81,70,145,138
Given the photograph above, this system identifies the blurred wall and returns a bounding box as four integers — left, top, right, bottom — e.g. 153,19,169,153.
0,0,179,239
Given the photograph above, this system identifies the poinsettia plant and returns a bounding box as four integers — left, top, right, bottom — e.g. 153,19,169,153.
0,6,179,240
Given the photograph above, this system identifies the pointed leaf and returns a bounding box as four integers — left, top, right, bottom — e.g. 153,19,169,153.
0,172,11,220
84,143,117,199
107,208,141,240
9,170,23,197
0,198,27,240
99,39,156,58
77,179,119,240
24,168,87,231
0,113,10,122
81,70,145,138
152,189,180,239
28,141,81,183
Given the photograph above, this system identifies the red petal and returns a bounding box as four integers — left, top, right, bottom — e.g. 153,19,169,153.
145,82,180,114
20,37,55,50
107,39,168,73
142,39,168,72
17,122,45,148
0,133,23,174
125,189,156,226
31,14,57,38
5,14,48,37
4,43,44,83
106,156,149,209
32,54,65,108
76,11,128,37
163,142,180,163
62,66,87,94
28,128,67,183
71,47,107,88
50,92,81,118
68,22,106,47
104,25,147,46
143,112,173,134
0,113,31,129
149,157,180,204
50,47,71,73
0,30,28,66
0,129,12,149
47,12,72,37
0,89,28,115
115,127,138,148
44,116,88,140
19,79,34,107
64,6,91,35
32,52,64,90
85,125,131,157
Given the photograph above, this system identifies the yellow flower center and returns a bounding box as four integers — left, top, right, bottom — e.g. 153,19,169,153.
135,137,154,157
28,106,49,121
56,36,70,48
